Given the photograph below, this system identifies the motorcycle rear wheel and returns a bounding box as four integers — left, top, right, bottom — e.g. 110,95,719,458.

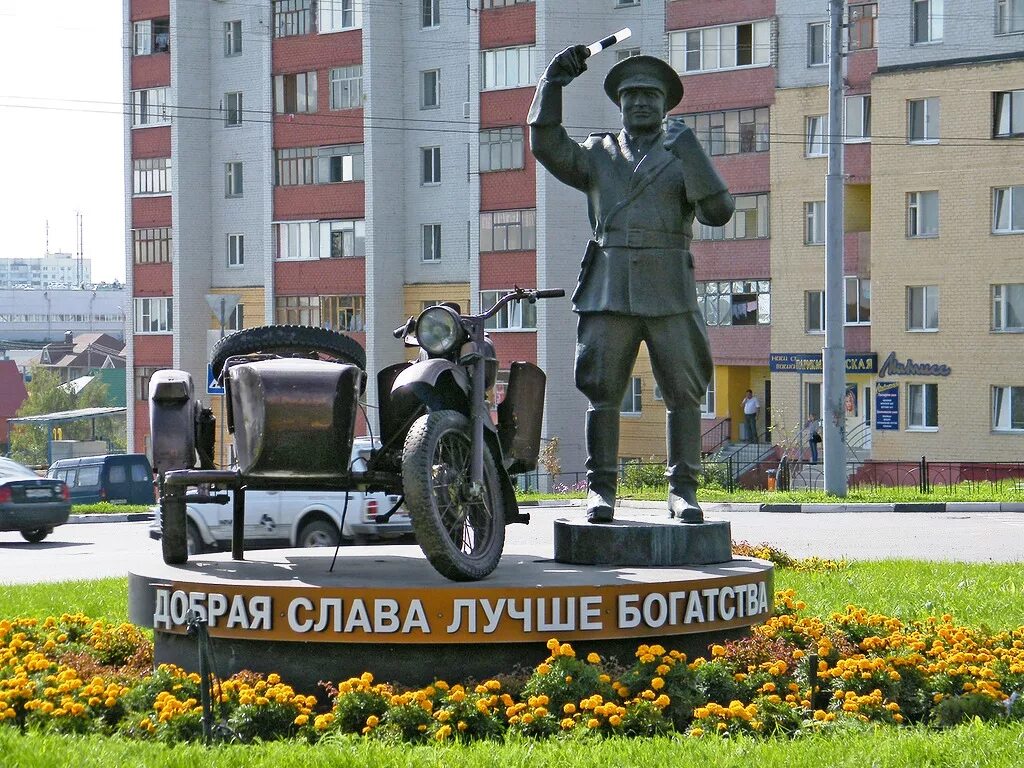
403,410,505,581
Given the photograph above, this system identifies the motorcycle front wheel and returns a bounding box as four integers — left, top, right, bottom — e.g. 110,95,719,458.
403,410,505,581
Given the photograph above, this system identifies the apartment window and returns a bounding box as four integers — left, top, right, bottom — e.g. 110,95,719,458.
132,158,171,195
913,0,943,43
422,146,441,184
275,148,316,186
131,88,169,127
992,284,1024,331
422,224,442,262
134,297,173,333
422,0,440,28
421,69,440,108
997,0,1024,34
133,18,169,56
134,366,160,400
224,92,243,127
276,221,314,260
993,386,1024,431
317,144,364,182
682,107,770,156
480,209,536,252
615,0,640,6
845,95,871,141
669,21,771,74
805,115,827,157
481,0,533,6
696,280,771,327
907,191,939,238
133,227,171,264
224,20,242,56
274,71,317,114
907,383,938,429
845,277,870,325
616,48,641,62
225,162,243,197
481,45,536,90
806,290,824,333
808,22,827,66
805,201,825,244
319,219,365,258
620,377,642,415
321,295,365,332
275,295,319,325
908,98,940,143
701,373,716,417
319,0,362,33
994,90,1024,137
907,285,939,331
695,193,769,241
273,0,312,37
329,65,362,109
479,127,524,171
227,234,244,267
848,3,878,50
481,290,536,330
993,186,1024,232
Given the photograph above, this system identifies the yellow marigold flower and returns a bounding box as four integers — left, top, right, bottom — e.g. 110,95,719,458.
417,724,427,732
654,694,670,709
559,644,575,658
711,645,726,657
267,673,281,685
587,718,599,729
561,718,575,729
486,679,501,691
436,710,451,722
535,707,548,718
563,703,577,715
689,727,704,737
656,664,670,676
366,715,379,728
694,707,709,719
450,690,466,703
521,713,535,725
651,677,665,691
546,639,560,651
565,675,573,684
294,714,309,726
598,674,610,684
609,714,622,726
587,652,601,664
435,724,452,740
457,720,468,732
537,663,551,675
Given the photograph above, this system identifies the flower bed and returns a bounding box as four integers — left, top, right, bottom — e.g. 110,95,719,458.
2,590,1022,744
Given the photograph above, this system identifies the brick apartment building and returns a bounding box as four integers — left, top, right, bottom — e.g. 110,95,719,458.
124,0,1024,470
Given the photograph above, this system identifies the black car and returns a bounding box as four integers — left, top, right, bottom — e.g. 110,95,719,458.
0,457,71,543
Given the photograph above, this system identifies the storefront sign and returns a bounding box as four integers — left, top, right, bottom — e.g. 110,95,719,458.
875,380,899,430
769,353,877,374
877,352,951,377
147,571,772,644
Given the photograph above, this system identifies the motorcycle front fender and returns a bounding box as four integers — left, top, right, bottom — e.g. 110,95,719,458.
391,359,471,414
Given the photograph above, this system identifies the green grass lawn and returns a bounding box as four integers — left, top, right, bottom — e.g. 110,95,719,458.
2,562,1022,766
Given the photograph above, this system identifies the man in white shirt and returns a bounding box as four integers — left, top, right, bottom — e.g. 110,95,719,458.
742,389,760,443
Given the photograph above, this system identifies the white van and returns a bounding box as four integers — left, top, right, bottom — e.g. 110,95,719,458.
149,439,411,555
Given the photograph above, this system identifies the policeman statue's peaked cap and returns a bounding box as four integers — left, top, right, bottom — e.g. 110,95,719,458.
603,55,683,110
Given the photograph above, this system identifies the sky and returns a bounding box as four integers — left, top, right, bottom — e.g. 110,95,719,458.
0,1,125,283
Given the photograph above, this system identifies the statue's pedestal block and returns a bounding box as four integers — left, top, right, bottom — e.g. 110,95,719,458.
553,518,732,566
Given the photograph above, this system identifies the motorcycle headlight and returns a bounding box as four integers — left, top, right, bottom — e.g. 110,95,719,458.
416,305,465,356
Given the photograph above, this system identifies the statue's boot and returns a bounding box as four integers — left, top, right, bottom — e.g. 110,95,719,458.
667,408,704,523
585,408,619,523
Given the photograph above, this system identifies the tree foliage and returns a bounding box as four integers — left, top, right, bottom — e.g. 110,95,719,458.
9,366,125,466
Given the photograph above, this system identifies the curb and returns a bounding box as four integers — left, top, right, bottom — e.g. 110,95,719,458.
68,512,155,524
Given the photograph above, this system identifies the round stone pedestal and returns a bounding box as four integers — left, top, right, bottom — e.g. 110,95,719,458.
553,518,732,566
129,541,771,691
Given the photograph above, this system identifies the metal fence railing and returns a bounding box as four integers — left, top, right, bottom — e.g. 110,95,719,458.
515,457,1024,496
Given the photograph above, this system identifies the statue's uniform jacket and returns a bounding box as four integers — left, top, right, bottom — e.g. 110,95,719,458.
528,79,729,319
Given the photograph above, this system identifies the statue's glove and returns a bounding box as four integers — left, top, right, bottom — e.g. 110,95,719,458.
543,45,589,87
662,117,694,156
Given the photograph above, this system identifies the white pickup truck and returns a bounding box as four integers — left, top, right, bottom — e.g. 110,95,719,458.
149,439,411,555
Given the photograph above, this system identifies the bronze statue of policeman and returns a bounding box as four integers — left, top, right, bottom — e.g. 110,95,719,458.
528,48,734,524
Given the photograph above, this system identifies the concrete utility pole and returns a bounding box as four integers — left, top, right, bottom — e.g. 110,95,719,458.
823,0,847,496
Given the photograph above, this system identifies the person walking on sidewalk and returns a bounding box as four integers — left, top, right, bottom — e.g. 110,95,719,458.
806,413,821,464
742,389,760,443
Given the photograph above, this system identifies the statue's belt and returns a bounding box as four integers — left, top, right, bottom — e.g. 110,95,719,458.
596,229,691,249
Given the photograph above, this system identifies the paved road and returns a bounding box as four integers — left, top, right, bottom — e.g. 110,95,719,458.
1,503,1021,586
